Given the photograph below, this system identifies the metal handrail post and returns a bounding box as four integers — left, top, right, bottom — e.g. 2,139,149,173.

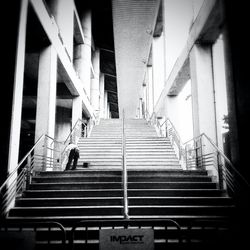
122,109,129,219
217,152,224,189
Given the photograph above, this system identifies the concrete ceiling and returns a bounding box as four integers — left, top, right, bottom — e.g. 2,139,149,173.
112,0,160,118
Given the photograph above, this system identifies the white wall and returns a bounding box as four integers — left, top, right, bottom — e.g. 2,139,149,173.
191,0,205,21
163,0,193,80
177,80,193,143
152,35,165,106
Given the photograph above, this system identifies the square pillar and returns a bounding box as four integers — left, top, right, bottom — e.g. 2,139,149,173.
74,44,91,97
48,0,74,59
35,45,57,170
104,91,108,119
91,49,100,116
190,44,218,176
147,66,154,115
72,96,82,125
190,44,217,142
99,73,105,118
7,0,28,174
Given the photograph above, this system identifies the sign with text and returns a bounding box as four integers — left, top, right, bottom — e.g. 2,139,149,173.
99,228,154,250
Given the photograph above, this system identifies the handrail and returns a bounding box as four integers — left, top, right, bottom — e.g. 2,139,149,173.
201,133,250,189
69,219,182,247
1,221,66,249
0,134,63,217
165,118,183,158
0,134,44,193
183,132,250,196
122,109,129,219
0,134,60,193
63,118,86,145
60,118,93,169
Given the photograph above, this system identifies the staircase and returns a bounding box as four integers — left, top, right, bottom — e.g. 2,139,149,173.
79,118,181,169
2,119,235,249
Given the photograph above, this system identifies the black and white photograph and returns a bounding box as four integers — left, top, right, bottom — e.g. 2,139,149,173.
0,0,249,249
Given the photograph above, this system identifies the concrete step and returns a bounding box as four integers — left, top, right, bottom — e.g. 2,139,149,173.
125,145,175,148
78,162,122,166
36,169,208,177
23,189,227,198
126,162,180,166
78,146,122,150
28,182,217,190
16,196,232,207
15,197,123,207
78,157,122,160
8,206,124,217
129,197,233,206
31,175,212,183
78,141,122,145
8,204,234,217
129,205,234,216
126,154,177,158
79,152,122,156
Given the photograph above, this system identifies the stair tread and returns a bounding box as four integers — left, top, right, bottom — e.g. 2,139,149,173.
30,181,215,184
18,196,231,200
25,188,225,191
11,205,124,209
6,215,229,220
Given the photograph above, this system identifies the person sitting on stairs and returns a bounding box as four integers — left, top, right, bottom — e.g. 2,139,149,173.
64,142,80,171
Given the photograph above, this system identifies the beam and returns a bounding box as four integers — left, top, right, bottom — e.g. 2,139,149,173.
155,0,223,112
30,0,94,118
73,6,85,44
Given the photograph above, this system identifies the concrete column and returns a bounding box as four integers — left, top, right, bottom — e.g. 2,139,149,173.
81,10,92,97
55,107,71,142
147,66,154,115
142,84,147,116
72,96,82,125
7,0,28,174
212,36,228,151
99,73,105,118
91,49,100,114
49,0,74,60
104,91,108,118
222,25,240,168
35,45,57,170
74,44,91,98
190,44,217,142
107,103,110,119
190,43,218,177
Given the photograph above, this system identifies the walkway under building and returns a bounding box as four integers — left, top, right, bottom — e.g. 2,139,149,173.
1,0,250,249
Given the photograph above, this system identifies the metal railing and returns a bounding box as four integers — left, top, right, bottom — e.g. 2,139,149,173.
144,111,250,197
149,113,185,165
60,118,95,170
165,118,185,161
0,221,66,249
184,133,250,196
0,116,96,218
69,219,182,249
0,218,232,248
122,110,129,219
0,135,64,217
